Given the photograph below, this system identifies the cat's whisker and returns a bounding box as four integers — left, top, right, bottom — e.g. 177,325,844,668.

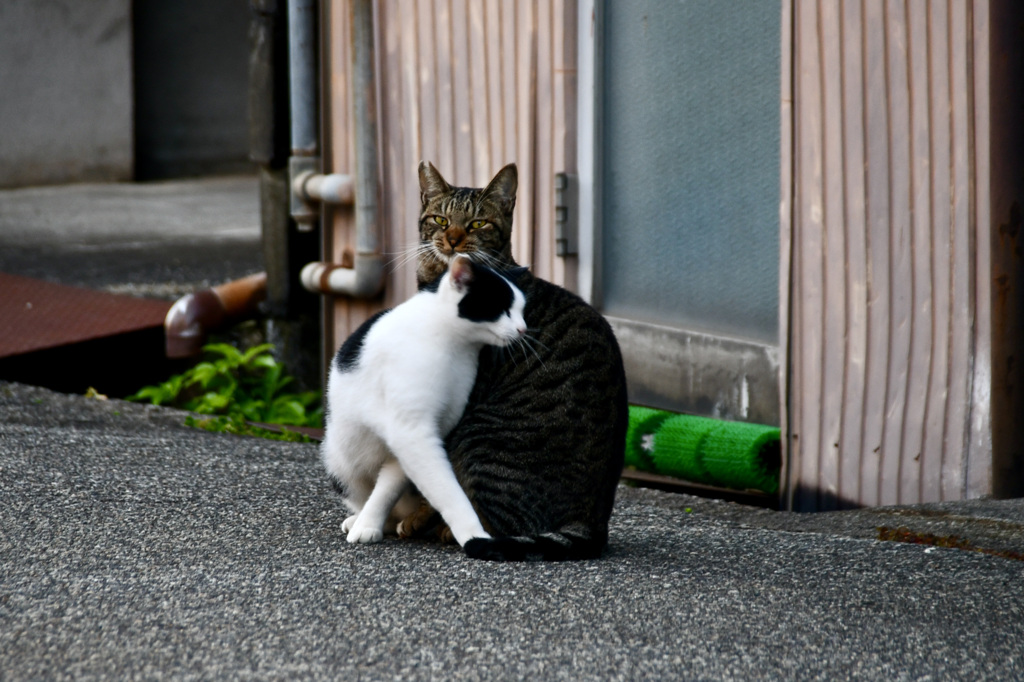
515,339,532,366
503,343,520,369
522,332,550,354
429,244,453,267
387,243,434,270
515,334,546,368
485,253,507,270
385,246,417,269
465,248,502,270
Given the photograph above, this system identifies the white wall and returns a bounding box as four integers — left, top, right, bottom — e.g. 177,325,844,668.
0,0,133,188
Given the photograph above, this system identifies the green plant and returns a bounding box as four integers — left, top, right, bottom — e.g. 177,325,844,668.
127,343,322,430
184,415,314,443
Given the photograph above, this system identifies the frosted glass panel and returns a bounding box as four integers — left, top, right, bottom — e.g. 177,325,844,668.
601,0,781,343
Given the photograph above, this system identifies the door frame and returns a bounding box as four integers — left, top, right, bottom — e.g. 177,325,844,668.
575,0,782,425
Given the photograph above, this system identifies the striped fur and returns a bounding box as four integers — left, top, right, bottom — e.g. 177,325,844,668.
416,162,628,561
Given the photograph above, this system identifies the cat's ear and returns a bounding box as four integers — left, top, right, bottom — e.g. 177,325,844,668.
449,255,475,293
483,163,518,215
419,161,451,205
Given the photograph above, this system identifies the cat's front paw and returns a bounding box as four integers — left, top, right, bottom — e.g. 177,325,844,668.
346,526,384,544
342,515,359,533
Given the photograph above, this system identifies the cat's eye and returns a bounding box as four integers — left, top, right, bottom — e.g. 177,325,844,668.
433,216,449,227
469,220,488,230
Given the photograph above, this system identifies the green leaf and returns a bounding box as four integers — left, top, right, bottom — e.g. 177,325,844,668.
124,385,166,404
212,357,237,376
196,391,231,413
187,362,220,388
241,343,275,366
238,399,266,421
303,406,324,428
203,342,243,359
267,397,307,425
259,365,283,402
249,354,278,370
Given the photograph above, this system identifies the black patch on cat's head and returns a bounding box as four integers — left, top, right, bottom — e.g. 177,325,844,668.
501,265,530,285
456,261,516,323
334,309,391,372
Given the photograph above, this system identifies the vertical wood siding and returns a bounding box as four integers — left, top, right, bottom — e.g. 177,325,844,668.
323,0,577,351
785,0,991,510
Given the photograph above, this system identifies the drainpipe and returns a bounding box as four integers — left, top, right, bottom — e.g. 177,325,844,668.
291,0,383,299
165,273,268,358
288,0,318,160
286,0,320,231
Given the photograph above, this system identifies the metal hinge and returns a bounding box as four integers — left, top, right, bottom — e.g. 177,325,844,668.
554,172,579,257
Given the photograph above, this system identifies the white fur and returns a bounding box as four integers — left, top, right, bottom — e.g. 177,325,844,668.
321,259,526,546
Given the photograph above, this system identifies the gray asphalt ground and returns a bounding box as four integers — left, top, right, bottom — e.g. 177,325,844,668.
1,178,1023,680
0,175,263,298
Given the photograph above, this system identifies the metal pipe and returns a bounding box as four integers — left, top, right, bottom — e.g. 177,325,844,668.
164,273,268,358
297,0,384,298
287,0,318,156
350,0,380,258
299,257,383,299
287,0,320,231
293,170,355,205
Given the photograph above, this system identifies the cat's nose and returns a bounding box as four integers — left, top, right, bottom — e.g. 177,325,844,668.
445,228,465,248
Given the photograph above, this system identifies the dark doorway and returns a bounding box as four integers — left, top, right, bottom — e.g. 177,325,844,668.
133,0,252,179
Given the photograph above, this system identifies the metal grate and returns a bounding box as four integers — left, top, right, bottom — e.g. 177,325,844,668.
0,273,170,359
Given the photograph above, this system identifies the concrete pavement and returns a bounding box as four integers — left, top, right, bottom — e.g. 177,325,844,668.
0,176,262,299
1,381,1022,680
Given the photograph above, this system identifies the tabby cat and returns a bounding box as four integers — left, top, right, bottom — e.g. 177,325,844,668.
407,161,628,561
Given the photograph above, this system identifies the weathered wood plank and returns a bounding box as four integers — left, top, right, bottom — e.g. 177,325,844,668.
433,0,456,175
467,0,491,183
513,0,535,267
880,0,912,507
484,0,504,172
900,0,934,504
967,0,992,497
450,0,474,180
779,0,794,508
819,0,847,510
793,0,824,510
860,0,892,508
839,0,869,507
534,0,554,279
920,0,953,501
944,0,971,500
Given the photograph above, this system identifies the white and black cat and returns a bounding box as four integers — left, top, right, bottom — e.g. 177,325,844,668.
321,255,527,546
